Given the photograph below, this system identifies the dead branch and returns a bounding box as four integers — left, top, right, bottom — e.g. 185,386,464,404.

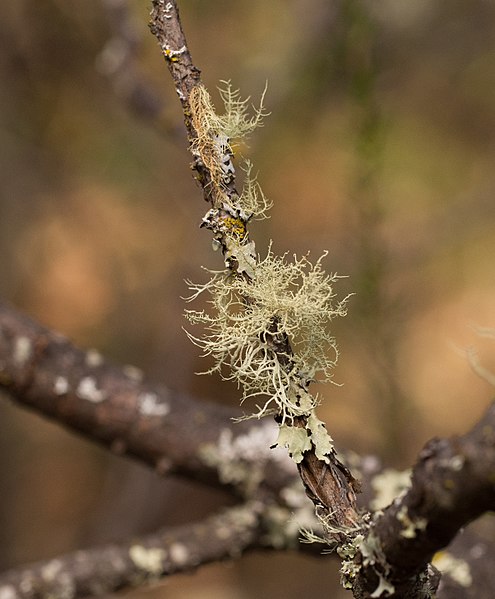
0,300,295,496
0,502,264,599
148,0,360,535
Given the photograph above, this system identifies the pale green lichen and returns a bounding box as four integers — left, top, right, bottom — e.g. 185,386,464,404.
236,160,273,221
299,528,331,547
307,412,335,461
339,529,396,596
189,81,268,206
370,468,411,511
263,480,323,549
370,575,395,598
191,81,267,147
433,550,472,587
185,248,347,424
276,423,312,463
199,424,287,495
397,505,427,539
186,82,347,489
129,546,165,576
339,533,365,588
13,336,32,366
275,411,335,463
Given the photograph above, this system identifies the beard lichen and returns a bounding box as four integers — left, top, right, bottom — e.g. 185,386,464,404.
236,160,272,221
185,248,348,428
186,81,349,470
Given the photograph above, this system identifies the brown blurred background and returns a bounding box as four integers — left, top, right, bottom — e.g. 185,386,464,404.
1,0,495,597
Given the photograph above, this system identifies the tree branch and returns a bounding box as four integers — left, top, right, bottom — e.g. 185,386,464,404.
2,3,495,597
3,295,495,596
351,401,495,598
0,502,264,599
0,300,295,496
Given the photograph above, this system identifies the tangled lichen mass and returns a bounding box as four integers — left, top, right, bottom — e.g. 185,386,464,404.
185,248,348,424
185,79,349,465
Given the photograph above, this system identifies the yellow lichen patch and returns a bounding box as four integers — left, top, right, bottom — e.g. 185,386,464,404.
223,215,247,241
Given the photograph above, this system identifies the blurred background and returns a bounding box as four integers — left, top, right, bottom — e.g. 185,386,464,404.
1,0,495,597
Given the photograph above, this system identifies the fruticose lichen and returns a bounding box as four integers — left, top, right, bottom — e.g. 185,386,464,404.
186,82,348,471
189,81,268,212
185,77,361,592
185,248,347,425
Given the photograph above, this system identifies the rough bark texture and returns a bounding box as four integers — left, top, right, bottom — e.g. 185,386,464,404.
0,503,263,599
0,300,295,495
350,403,495,597
1,293,495,598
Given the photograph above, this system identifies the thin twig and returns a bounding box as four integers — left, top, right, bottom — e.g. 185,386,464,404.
148,0,360,534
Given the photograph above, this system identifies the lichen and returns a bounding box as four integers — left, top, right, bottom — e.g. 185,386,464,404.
13,336,32,366
85,349,103,367
307,412,335,461
138,392,170,417
339,528,396,596
76,377,106,403
397,505,427,539
370,468,411,511
185,248,347,425
189,81,269,215
54,376,69,396
199,424,287,494
129,546,165,576
186,80,349,525
263,480,322,550
236,160,273,221
169,543,189,566
275,423,312,463
433,551,472,587
0,585,17,599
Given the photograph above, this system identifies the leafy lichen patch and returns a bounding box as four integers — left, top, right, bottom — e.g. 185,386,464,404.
370,468,411,511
